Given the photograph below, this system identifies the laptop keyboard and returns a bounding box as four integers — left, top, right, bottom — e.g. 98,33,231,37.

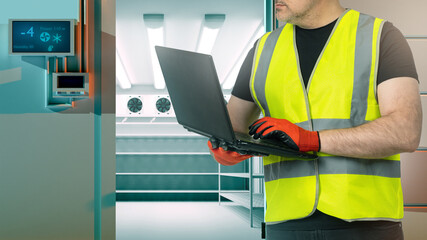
234,132,285,149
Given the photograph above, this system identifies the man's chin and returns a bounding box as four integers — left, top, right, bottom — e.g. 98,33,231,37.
276,11,292,22
276,15,291,23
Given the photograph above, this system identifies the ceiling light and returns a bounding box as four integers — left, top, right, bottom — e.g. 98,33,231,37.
196,14,226,54
144,14,165,89
116,50,132,89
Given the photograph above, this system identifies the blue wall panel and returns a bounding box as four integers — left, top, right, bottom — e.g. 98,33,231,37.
0,24,49,113
0,0,78,24
0,0,78,114
0,1,117,239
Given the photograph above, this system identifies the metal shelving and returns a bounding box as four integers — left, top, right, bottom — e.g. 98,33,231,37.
116,134,223,201
220,173,264,178
116,173,218,176
219,157,265,228
117,190,219,193
220,192,264,208
116,119,265,226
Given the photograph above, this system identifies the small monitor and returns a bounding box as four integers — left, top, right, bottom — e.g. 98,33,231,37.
52,73,89,98
9,19,75,56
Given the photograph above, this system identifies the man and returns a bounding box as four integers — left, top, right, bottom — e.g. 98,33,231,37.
208,0,422,239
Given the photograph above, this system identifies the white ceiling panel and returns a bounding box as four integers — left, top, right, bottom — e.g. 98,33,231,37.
116,0,264,93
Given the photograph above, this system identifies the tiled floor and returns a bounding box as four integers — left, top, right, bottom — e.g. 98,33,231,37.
116,203,427,240
116,202,263,240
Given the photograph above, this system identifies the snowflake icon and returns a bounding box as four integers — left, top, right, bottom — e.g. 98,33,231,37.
53,34,62,44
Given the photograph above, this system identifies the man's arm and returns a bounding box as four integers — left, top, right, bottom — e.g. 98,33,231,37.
319,77,422,158
207,96,260,166
227,95,261,134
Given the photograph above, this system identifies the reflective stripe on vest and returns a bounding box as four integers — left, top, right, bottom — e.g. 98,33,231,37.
264,157,401,182
249,9,403,223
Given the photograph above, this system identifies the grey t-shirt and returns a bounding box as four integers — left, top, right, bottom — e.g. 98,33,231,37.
231,21,418,101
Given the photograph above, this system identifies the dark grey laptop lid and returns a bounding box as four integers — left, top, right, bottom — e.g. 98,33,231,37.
155,46,236,143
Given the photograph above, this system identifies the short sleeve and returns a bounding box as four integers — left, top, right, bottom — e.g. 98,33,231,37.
231,44,256,102
377,22,419,85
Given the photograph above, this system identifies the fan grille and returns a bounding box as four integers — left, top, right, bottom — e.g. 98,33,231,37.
156,97,171,113
127,98,143,113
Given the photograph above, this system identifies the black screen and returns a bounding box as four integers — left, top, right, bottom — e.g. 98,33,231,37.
12,21,72,53
57,76,84,88
156,46,236,143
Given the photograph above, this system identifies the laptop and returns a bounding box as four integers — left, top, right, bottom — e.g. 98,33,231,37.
155,46,316,160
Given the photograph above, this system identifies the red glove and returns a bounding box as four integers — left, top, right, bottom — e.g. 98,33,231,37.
249,117,320,152
207,140,253,166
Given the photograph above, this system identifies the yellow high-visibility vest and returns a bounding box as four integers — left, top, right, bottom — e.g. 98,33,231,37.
250,9,403,224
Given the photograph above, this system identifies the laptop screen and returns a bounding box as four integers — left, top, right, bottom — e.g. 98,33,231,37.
156,46,236,143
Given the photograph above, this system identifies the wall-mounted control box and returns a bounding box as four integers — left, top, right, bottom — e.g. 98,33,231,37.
52,73,89,98
9,19,75,56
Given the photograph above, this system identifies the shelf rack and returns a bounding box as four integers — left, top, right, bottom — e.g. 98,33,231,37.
116,119,265,227
219,157,265,228
116,135,223,201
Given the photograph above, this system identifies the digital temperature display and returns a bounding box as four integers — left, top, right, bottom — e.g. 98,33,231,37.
9,19,75,56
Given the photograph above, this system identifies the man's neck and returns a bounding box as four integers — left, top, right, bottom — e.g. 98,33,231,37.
294,2,346,29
